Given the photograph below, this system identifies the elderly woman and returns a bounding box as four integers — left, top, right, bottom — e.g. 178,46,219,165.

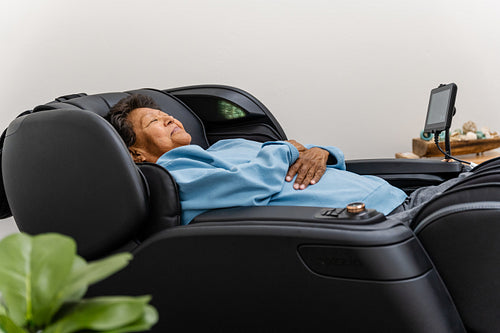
108,94,457,225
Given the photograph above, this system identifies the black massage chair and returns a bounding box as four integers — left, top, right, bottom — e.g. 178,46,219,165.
1,85,500,332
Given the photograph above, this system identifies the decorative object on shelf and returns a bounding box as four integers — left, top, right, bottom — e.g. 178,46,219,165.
0,233,158,333
413,121,500,157
462,120,477,133
448,121,498,141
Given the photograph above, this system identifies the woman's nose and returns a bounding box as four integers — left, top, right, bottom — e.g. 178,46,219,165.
161,114,174,124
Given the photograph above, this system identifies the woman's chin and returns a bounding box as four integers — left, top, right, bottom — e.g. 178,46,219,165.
173,131,192,146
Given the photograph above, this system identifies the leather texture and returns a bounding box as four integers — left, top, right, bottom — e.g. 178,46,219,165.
3,110,149,259
136,162,181,238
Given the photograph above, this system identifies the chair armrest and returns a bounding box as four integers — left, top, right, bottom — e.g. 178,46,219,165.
346,159,464,176
346,159,465,193
136,163,182,238
192,205,388,229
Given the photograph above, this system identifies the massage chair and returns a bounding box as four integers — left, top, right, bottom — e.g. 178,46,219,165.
1,85,500,332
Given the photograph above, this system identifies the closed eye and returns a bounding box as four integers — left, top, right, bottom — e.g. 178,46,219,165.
145,119,158,127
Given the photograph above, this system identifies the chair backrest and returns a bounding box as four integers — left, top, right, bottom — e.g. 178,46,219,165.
2,89,209,259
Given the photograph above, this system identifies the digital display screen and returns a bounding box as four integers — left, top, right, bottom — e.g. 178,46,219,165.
427,90,450,125
423,83,457,133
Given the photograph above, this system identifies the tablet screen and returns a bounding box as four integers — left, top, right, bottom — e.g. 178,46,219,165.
424,83,457,133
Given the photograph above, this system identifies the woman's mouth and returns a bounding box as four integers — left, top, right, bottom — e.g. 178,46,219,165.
171,126,180,135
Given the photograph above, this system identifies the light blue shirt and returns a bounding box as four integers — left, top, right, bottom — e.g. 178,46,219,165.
157,139,407,224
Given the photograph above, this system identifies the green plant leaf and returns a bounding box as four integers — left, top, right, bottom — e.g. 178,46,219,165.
0,315,27,333
62,253,133,302
38,255,88,326
0,233,77,327
44,296,154,333
30,233,77,326
0,232,150,333
61,255,88,302
97,305,158,333
0,233,32,326
46,252,133,323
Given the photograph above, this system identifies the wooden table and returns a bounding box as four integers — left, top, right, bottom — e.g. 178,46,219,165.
412,137,500,158
396,149,500,165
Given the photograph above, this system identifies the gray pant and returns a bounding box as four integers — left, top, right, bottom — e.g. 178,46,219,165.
388,172,472,225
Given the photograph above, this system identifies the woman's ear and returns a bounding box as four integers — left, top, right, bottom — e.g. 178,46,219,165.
129,148,146,163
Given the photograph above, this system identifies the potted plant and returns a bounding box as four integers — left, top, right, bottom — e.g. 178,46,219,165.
0,233,157,333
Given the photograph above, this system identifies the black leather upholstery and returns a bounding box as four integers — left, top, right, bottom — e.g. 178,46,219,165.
1,88,209,258
90,214,464,332
0,134,12,218
346,158,465,194
37,88,210,148
3,85,500,332
167,85,287,144
2,109,149,259
408,167,500,333
136,162,181,238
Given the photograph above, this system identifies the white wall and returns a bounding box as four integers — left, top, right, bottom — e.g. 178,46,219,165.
1,0,500,236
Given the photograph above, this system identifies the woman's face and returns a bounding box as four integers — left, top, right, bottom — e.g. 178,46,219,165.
127,107,192,162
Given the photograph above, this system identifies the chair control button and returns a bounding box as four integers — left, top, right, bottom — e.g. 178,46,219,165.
321,209,333,216
315,205,385,224
346,202,365,214
320,208,344,217
331,208,344,217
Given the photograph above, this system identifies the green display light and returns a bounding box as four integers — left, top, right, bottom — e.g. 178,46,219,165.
218,100,246,120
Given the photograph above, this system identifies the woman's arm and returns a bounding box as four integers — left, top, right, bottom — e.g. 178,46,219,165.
159,141,299,209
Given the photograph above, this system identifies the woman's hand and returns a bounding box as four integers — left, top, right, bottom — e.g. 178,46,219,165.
285,140,329,190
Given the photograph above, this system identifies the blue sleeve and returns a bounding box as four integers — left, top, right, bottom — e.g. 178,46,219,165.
305,144,346,170
158,141,300,211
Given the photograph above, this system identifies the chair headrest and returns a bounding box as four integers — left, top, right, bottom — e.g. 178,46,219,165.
36,88,209,148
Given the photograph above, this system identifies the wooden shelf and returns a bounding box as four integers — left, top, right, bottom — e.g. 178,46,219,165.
412,137,500,157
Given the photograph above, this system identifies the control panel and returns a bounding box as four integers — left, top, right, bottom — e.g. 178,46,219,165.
314,202,386,224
